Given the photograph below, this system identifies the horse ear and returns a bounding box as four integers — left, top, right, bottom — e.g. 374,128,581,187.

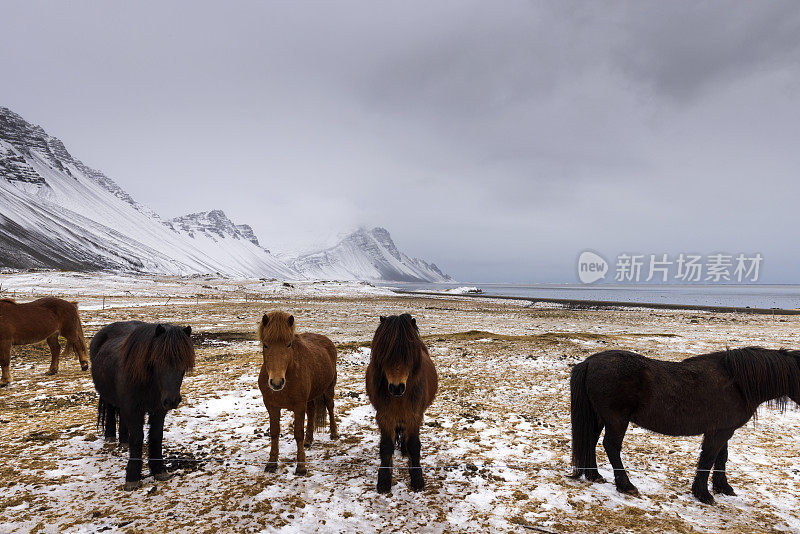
155,324,166,337
380,316,386,323
183,326,192,337
288,315,294,327
411,317,417,329
262,314,269,325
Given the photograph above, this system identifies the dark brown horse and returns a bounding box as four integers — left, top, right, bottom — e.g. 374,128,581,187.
571,347,800,504
0,297,89,386
91,321,195,490
257,311,338,475
366,314,438,493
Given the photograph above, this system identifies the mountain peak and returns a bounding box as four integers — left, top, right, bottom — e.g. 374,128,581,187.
168,210,261,246
292,226,452,282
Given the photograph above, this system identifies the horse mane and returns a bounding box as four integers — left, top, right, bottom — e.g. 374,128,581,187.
0,298,16,304
721,347,800,410
121,323,195,384
258,311,295,343
371,313,424,374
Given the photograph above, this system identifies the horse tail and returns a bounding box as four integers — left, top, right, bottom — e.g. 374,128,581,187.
65,302,88,360
313,395,327,431
570,359,601,478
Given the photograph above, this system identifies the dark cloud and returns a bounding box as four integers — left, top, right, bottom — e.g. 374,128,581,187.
1,1,798,282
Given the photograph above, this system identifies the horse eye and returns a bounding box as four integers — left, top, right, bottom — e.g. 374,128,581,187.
287,342,292,348
263,344,268,349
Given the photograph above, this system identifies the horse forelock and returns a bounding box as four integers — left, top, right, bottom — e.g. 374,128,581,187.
371,314,423,373
258,311,295,343
722,347,800,409
122,323,195,384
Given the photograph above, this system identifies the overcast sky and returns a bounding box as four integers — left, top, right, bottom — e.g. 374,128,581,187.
2,1,799,282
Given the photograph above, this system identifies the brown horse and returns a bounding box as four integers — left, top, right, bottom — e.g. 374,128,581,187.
366,314,438,493
257,311,338,475
0,297,89,386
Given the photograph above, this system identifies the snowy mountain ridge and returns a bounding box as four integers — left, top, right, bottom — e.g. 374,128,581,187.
292,227,451,282
0,107,451,282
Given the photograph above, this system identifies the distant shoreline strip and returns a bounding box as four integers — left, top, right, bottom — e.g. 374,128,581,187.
395,290,800,316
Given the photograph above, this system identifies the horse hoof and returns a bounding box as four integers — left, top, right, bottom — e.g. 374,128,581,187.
81,363,89,371
264,462,278,473
693,490,715,504
586,473,606,484
303,440,313,449
713,484,736,496
123,480,142,491
45,369,57,376
617,483,640,497
295,465,308,476
377,481,392,494
410,478,425,492
330,432,339,440
154,472,172,482
0,381,8,388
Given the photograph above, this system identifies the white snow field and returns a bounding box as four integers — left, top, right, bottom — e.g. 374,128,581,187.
1,272,799,533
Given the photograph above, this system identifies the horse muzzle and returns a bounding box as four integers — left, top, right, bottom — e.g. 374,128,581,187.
388,382,406,397
269,377,286,391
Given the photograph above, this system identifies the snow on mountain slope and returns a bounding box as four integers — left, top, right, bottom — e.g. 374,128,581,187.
0,107,296,278
291,227,452,282
1,107,451,282
165,210,296,279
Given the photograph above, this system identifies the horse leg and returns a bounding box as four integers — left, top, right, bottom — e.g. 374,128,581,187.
304,400,315,449
118,415,129,445
692,429,734,504
325,386,338,440
584,422,605,482
397,426,407,456
123,412,145,491
602,419,638,496
104,403,117,441
377,427,394,494
406,429,425,492
712,443,736,496
148,411,171,481
45,334,61,375
0,339,11,386
293,408,307,475
265,406,280,472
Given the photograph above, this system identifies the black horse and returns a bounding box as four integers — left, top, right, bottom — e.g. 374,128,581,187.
570,347,800,504
90,321,195,490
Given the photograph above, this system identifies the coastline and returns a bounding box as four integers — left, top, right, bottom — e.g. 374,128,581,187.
396,289,800,315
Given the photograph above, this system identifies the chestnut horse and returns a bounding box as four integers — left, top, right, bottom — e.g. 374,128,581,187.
258,311,338,475
571,347,800,504
0,297,89,386
366,314,438,493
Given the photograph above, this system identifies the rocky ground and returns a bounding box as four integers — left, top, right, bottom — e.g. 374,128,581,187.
1,273,799,533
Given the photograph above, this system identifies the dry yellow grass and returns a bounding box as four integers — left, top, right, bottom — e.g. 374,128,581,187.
1,290,799,532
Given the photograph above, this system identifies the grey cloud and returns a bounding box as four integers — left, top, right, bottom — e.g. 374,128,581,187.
1,1,798,282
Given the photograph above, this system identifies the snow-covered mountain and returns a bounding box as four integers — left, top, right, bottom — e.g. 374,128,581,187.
291,227,451,282
0,107,295,278
0,107,450,281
